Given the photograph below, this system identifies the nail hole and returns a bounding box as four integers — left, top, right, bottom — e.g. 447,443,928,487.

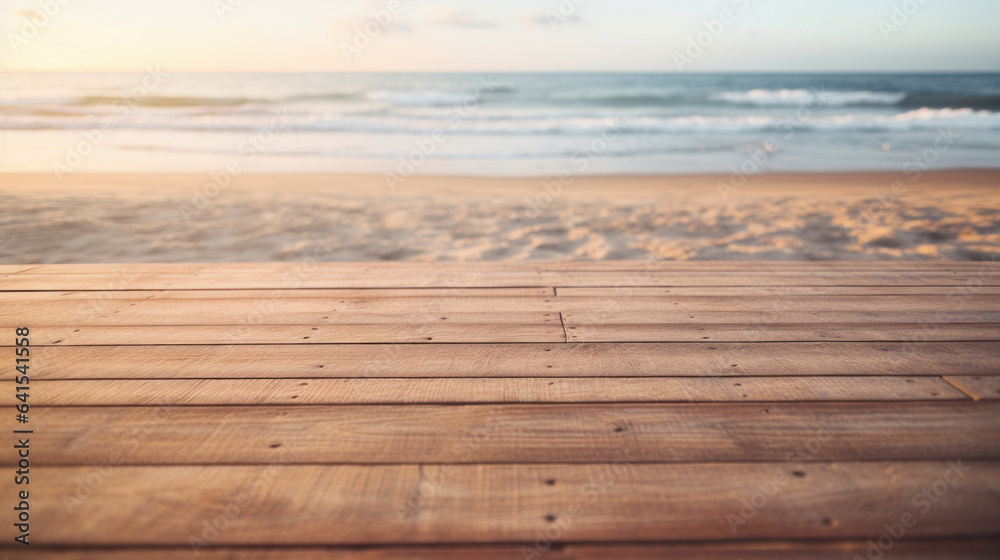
303,337,310,340
793,470,806,477
545,514,557,522
544,479,556,486
614,426,625,433
269,443,282,448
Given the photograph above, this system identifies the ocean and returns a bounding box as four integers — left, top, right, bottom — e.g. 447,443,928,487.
1,72,999,176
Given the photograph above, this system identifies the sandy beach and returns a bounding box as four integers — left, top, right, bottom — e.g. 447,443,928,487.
2,170,998,263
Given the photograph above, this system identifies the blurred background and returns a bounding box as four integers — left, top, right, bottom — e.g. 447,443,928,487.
2,0,999,264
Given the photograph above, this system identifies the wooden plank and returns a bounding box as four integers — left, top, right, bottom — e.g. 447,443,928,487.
6,286,1000,304
11,296,1000,326
14,402,1000,465
1,377,966,406
12,323,997,346
0,264,36,274
11,462,1000,544
8,261,998,274
0,303,559,327
565,324,1000,342
15,322,565,345
944,376,1000,401
25,342,1000,379
9,541,1000,559
552,296,1000,312
0,287,554,301
564,311,1000,324
560,286,1000,296
3,271,998,290
9,295,1000,325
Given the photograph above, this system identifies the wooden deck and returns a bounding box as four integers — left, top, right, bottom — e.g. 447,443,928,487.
2,261,999,558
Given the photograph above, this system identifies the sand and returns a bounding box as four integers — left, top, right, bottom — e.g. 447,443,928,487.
1,170,998,263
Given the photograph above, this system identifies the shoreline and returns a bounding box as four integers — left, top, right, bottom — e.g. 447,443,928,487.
1,168,999,198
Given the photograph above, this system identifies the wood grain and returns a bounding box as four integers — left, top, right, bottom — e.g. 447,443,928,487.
0,304,560,326
0,286,553,301
9,297,1000,336
565,323,1000,342
1,376,966,405
551,295,1000,313
7,261,997,274
25,342,1000,379
12,323,998,345
10,541,1000,560
14,402,1000,465
3,270,998,290
9,297,1000,326
3,262,998,552
16,322,565,345
563,310,1000,324
10,462,999,544
6,286,1000,304
559,286,1000,296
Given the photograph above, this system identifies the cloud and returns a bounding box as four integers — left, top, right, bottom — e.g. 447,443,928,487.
424,6,496,28
516,9,584,29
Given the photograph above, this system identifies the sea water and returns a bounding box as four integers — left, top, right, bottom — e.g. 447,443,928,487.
1,72,998,176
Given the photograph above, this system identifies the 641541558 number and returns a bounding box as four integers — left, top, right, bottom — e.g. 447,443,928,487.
14,326,31,546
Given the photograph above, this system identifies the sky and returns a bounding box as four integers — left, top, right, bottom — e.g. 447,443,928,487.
1,0,999,72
